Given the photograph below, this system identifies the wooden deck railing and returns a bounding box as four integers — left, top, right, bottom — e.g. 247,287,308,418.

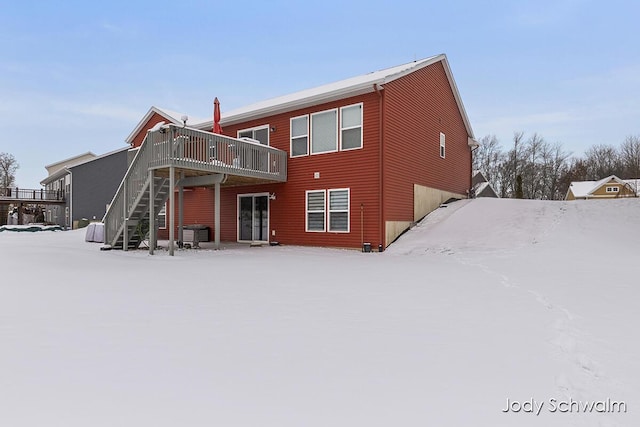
148,124,287,180
0,187,65,202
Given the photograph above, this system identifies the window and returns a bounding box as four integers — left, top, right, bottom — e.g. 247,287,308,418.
440,132,446,158
305,188,350,233
311,109,338,154
290,115,308,157
157,206,166,229
306,190,326,232
238,125,269,146
328,189,349,232
606,186,619,193
340,104,362,150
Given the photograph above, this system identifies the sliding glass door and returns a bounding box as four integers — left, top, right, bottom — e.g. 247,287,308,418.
238,194,269,242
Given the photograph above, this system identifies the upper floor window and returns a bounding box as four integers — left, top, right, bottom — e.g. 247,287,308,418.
238,125,269,146
439,132,446,158
290,115,308,157
292,103,364,157
311,109,338,154
606,186,619,193
340,104,362,150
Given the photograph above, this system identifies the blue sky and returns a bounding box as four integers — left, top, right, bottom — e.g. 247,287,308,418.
1,0,638,188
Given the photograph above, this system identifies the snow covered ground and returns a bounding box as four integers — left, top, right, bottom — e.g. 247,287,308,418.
1,198,638,426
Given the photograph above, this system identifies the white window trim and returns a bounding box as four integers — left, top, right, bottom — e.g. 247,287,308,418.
440,132,446,159
290,114,309,158
606,186,619,193
339,103,363,151
237,124,270,146
310,108,339,155
305,190,326,232
236,192,270,242
158,205,167,229
328,188,350,233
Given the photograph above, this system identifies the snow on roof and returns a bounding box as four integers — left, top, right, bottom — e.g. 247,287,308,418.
194,54,474,138
44,152,96,171
624,179,640,194
156,106,208,126
126,55,475,145
567,175,630,198
68,146,130,169
205,56,439,125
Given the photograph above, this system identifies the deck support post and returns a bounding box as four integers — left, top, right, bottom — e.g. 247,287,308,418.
178,172,184,246
169,166,175,256
214,180,220,250
149,169,155,255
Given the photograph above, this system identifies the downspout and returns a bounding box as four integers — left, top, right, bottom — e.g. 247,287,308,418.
470,142,479,198
374,83,384,250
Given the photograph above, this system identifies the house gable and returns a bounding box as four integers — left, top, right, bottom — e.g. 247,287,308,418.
126,107,195,148
382,59,473,244
566,175,637,200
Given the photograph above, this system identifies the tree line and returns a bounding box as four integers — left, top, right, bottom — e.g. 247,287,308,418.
473,133,640,200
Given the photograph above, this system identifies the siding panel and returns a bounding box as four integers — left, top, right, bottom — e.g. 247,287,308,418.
383,61,472,224
161,93,382,249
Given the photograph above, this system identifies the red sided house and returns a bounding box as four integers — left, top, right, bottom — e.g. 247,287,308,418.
104,54,477,253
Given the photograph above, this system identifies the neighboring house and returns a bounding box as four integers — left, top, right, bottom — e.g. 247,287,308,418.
472,170,499,198
40,152,96,227
565,175,638,200
41,148,128,227
105,54,478,252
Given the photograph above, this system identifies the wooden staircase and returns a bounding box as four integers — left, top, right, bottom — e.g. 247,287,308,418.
111,176,170,249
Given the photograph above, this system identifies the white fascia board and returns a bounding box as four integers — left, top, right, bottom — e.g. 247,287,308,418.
44,152,96,170
40,167,71,186
197,82,382,129
439,55,475,140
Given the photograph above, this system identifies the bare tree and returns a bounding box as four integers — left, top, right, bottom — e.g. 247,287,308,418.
473,135,504,186
583,144,623,179
0,152,19,190
543,143,570,200
619,135,640,179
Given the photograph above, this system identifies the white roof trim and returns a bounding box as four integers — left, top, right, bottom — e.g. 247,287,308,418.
44,151,96,170
125,106,185,145
40,167,71,185
193,54,475,138
68,146,130,169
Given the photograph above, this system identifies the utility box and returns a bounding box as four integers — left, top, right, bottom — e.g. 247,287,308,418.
184,224,209,248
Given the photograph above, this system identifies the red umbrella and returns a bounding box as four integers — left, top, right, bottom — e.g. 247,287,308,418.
213,97,223,134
